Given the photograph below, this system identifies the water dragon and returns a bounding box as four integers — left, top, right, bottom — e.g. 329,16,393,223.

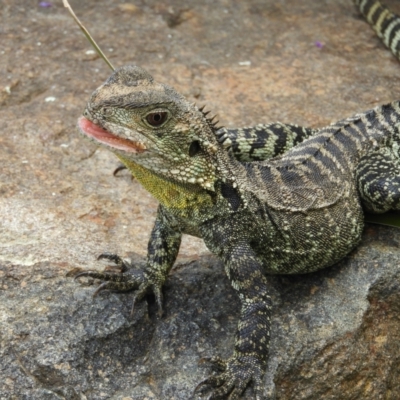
70,0,400,398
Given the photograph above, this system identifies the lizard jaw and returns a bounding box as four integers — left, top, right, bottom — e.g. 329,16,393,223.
78,116,147,153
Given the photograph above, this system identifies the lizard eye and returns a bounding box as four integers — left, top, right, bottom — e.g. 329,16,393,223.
145,111,168,127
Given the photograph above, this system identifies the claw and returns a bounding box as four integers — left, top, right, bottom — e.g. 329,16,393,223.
113,164,127,176
130,283,148,316
97,252,121,263
200,356,226,372
65,267,83,277
194,355,264,400
193,377,214,395
97,252,128,270
73,270,122,282
209,381,235,399
97,253,130,272
153,286,164,317
226,386,246,400
70,254,166,320
92,281,111,297
74,271,94,281
194,374,223,392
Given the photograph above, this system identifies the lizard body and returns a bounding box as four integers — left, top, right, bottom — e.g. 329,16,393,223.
71,0,400,398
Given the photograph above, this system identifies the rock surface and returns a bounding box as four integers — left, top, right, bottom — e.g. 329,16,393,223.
1,0,400,399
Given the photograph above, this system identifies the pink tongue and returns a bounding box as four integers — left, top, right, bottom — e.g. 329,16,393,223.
78,117,145,153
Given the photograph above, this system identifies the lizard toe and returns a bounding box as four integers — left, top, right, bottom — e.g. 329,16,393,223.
200,356,227,372
194,355,264,400
193,375,224,397
97,252,130,272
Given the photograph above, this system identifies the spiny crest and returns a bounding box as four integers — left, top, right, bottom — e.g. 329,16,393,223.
198,104,224,132
191,105,246,204
192,105,243,194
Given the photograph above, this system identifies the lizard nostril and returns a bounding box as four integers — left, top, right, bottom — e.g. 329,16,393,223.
189,140,201,157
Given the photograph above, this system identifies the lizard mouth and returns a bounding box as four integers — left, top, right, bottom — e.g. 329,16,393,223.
78,117,147,153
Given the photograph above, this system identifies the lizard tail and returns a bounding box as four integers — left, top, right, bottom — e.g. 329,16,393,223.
355,0,400,60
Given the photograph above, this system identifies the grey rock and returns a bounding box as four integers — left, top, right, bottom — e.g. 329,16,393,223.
1,229,400,399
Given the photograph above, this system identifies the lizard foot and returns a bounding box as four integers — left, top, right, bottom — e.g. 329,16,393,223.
194,355,264,400
68,253,164,316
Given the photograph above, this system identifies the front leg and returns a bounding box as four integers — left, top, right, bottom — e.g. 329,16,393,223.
196,237,272,399
69,205,182,315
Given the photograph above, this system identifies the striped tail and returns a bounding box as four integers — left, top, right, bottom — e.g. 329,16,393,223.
355,0,400,60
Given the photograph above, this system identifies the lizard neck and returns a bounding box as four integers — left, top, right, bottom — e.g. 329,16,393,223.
117,155,215,214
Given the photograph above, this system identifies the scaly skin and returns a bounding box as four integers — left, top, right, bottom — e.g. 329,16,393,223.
70,1,400,398
112,122,317,174
355,0,400,59
216,123,316,162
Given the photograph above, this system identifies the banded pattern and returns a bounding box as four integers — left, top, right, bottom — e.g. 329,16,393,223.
268,102,400,215
355,0,400,59
216,123,316,162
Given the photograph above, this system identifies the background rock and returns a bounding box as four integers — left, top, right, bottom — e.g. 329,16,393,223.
1,0,400,399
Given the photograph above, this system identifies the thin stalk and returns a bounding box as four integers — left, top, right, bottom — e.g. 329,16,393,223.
63,0,115,71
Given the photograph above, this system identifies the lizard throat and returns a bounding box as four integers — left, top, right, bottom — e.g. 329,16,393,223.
78,117,147,153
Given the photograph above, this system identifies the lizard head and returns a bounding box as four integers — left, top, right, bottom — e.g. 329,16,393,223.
78,65,228,191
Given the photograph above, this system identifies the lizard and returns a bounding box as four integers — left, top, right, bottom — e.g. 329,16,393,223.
69,0,400,398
